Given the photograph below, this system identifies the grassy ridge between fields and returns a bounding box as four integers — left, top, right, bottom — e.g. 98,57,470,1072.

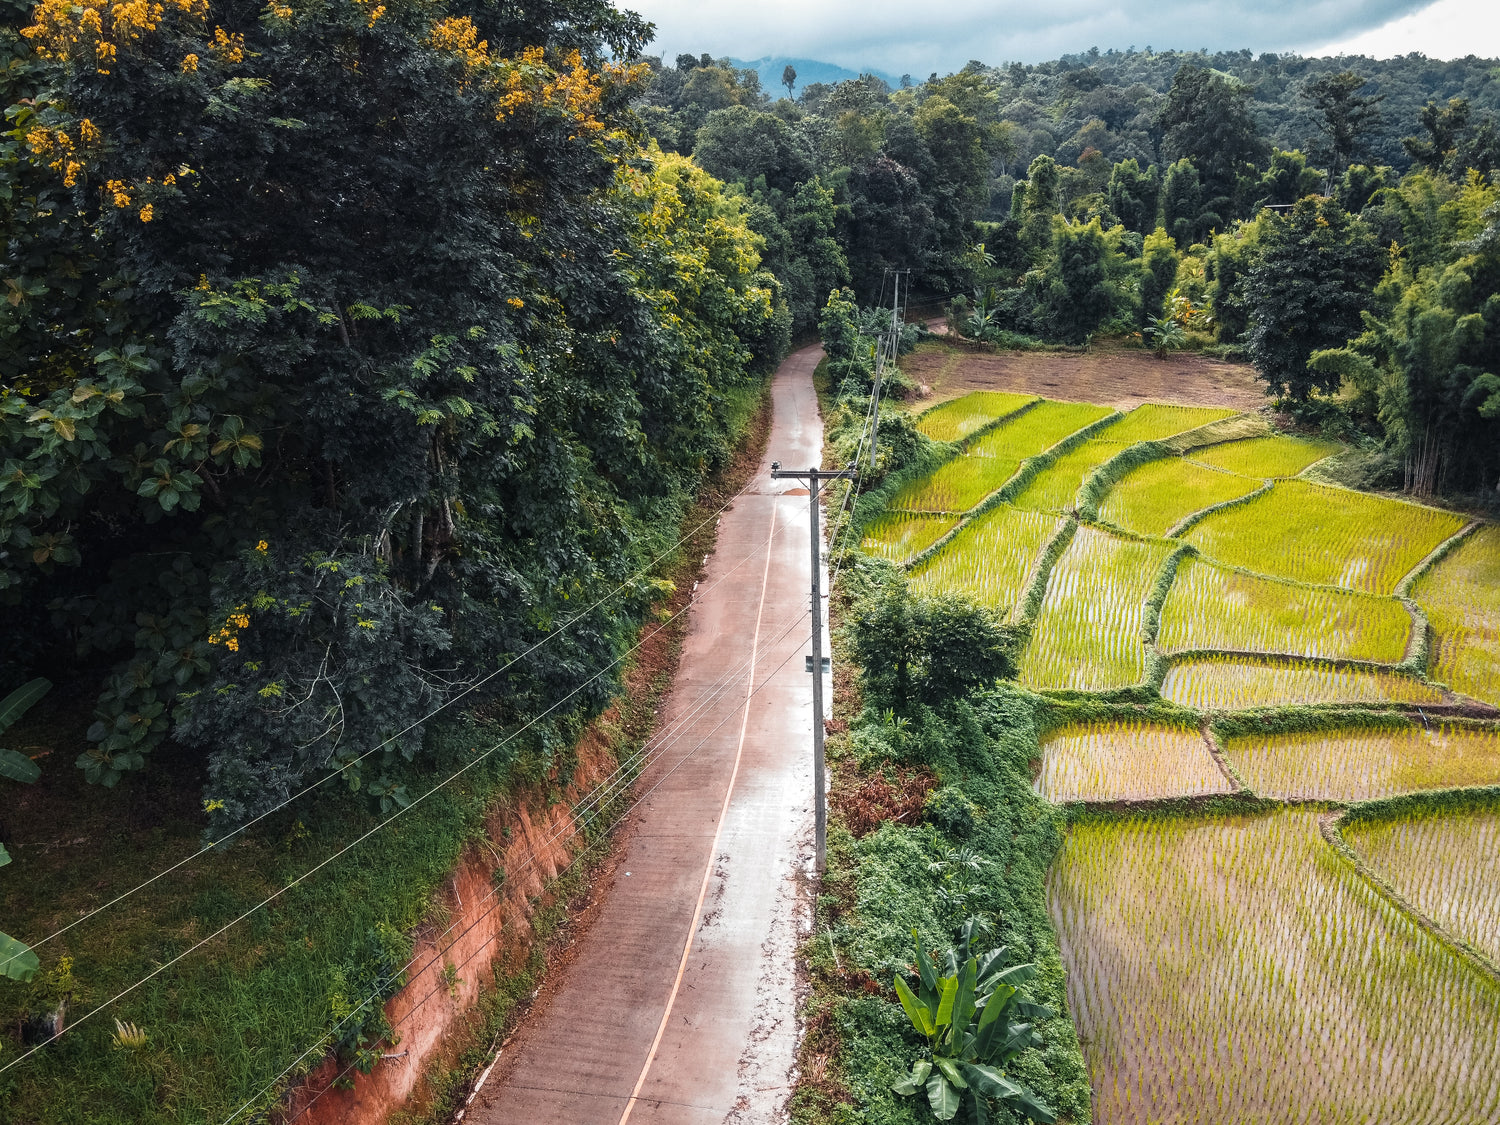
0,384,771,1124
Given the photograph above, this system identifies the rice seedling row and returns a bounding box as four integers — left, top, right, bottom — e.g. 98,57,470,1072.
858,512,959,565
1183,479,1467,595
1222,724,1500,802
909,504,1061,612
1411,524,1500,707
1036,721,1232,803
914,390,1037,443
1012,439,1134,513
1098,457,1262,538
1096,403,1240,444
886,453,1021,513
967,399,1117,460
1187,434,1343,479
1157,556,1411,664
1019,526,1173,692
1160,656,1447,710
1345,807,1500,963
1049,809,1500,1125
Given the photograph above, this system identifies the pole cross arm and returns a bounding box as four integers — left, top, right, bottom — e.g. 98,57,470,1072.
769,462,857,482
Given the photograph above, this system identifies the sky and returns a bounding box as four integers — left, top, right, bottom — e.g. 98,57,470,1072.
628,0,1500,75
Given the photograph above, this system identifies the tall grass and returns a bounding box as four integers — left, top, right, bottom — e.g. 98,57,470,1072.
1160,656,1446,710
1158,557,1412,663
909,505,1061,611
915,391,1036,443
1183,480,1467,595
1188,434,1342,478
1099,457,1261,537
1049,809,1500,1125
1411,524,1500,707
1019,527,1173,692
1036,720,1231,803
1223,725,1500,801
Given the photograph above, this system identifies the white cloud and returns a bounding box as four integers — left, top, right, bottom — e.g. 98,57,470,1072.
1308,0,1500,59
626,0,1445,73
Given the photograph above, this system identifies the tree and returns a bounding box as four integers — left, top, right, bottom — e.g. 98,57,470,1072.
1107,158,1160,235
782,63,796,98
1041,219,1114,343
1161,158,1202,246
1303,71,1384,192
1242,197,1384,401
1404,98,1471,172
1157,65,1268,215
1255,149,1323,207
1139,227,1179,324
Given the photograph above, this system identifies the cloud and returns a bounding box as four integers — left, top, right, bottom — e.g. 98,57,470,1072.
626,0,1451,73
1312,0,1500,59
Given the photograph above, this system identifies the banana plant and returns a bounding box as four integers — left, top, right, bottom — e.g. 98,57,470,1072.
891,920,1056,1123
1,844,39,981
0,677,50,784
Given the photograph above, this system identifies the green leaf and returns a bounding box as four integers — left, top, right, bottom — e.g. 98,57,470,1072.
1004,1088,1057,1124
960,1062,1022,1100
0,747,41,784
0,931,38,982
934,1056,968,1090
0,678,50,732
953,956,978,1035
913,928,937,993
926,1071,961,1120
891,1058,931,1096
935,975,958,1030
1,842,10,866
894,974,936,1038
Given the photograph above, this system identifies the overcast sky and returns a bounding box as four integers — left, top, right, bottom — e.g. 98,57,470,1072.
628,0,1499,74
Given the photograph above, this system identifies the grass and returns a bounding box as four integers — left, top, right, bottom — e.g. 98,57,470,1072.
1049,809,1500,1124
859,512,959,565
886,454,1021,513
1346,807,1500,962
1182,479,1468,595
1098,457,1261,537
1035,721,1232,803
1157,556,1412,664
967,400,1115,460
914,391,1036,443
1188,434,1343,478
1411,524,1500,706
908,505,1062,612
1018,527,1174,692
1011,440,1133,513
1159,656,1447,710
1222,724,1500,801
1099,403,1239,443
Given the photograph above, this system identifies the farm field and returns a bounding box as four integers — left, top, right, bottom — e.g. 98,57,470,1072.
967,399,1115,459
1098,456,1261,537
1036,721,1231,803
1182,479,1467,595
1018,527,1173,691
1187,434,1342,478
1096,402,1238,443
913,390,1036,442
908,504,1061,611
1411,524,1500,706
1156,556,1411,663
1011,438,1133,512
1050,809,1500,1125
1345,806,1500,963
1160,656,1446,710
857,512,958,564
1221,724,1500,801
886,450,1020,512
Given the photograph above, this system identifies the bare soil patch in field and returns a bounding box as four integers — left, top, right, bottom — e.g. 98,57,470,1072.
904,340,1267,413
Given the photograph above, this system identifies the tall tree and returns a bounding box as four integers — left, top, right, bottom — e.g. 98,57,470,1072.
1303,70,1384,192
782,63,796,98
1107,157,1160,235
1157,65,1268,216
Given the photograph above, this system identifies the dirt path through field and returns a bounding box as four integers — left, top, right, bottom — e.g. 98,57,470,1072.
904,340,1267,412
468,346,825,1124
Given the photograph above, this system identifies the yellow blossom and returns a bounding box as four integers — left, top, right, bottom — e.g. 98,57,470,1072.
506,296,525,309
255,539,269,552
182,52,198,71
211,26,244,64
139,204,153,222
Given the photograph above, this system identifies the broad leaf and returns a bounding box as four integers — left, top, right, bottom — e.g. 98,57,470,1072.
0,842,10,866
894,973,936,1038
934,1056,969,1089
0,931,38,982
893,1058,932,1095
961,1062,1023,1100
914,928,938,993
926,1071,961,1121
1004,1088,1058,1124
935,975,958,1030
952,957,978,1038
0,747,41,784
0,678,50,732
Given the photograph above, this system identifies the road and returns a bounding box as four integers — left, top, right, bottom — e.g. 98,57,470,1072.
468,343,826,1124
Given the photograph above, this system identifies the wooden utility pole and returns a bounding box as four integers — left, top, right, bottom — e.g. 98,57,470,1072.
770,461,855,872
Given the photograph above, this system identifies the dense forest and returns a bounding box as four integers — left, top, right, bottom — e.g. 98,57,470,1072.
1,0,1497,829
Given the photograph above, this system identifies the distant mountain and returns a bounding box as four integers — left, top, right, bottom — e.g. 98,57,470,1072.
728,56,904,96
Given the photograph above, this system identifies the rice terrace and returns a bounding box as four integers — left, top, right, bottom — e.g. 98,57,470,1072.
853,365,1500,1124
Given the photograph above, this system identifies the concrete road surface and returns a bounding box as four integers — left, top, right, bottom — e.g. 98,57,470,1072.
469,344,826,1124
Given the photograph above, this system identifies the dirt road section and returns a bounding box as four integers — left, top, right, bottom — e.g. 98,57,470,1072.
904,340,1267,412
469,346,825,1124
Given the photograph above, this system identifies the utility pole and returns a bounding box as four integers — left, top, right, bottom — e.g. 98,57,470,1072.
770,461,856,872
870,269,909,469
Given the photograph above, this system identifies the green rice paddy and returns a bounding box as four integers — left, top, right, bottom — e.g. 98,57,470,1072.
1183,480,1467,595
1188,434,1343,478
1098,457,1261,537
909,504,1061,611
1012,439,1133,512
1160,656,1446,710
1411,524,1500,706
1036,721,1231,803
1098,402,1239,443
858,512,959,564
966,399,1116,460
914,390,1037,443
886,452,1020,513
